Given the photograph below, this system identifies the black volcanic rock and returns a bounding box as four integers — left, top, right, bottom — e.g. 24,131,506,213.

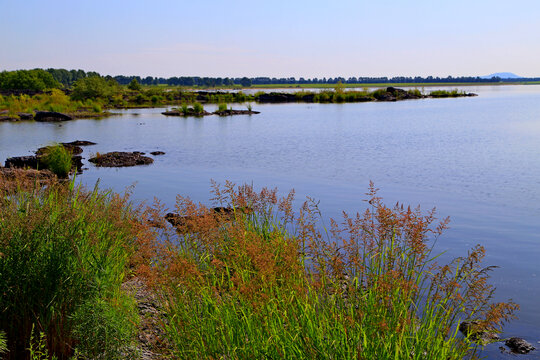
34,111,73,122
89,151,154,167
505,337,535,354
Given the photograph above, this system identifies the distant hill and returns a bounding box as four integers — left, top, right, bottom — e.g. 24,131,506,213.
480,72,523,79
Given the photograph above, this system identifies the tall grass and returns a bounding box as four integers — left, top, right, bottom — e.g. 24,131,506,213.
154,181,517,359
429,89,465,97
0,90,88,116
0,174,518,358
0,176,155,359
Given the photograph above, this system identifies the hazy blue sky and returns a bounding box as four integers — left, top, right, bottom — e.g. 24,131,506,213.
2,0,539,78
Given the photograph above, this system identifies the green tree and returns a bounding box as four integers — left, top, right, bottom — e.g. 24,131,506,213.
240,77,252,87
71,76,121,100
127,78,141,91
0,69,60,91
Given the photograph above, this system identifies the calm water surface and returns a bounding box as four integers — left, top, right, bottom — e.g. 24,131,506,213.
1,85,539,358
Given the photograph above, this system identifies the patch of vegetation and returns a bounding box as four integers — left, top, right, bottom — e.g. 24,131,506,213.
0,177,153,359
71,76,122,101
154,182,517,359
0,172,519,358
429,89,466,97
38,144,72,178
127,78,142,91
71,295,139,359
193,102,204,114
0,69,60,91
0,331,7,357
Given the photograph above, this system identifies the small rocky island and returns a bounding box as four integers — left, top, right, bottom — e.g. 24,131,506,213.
88,151,154,167
162,108,260,117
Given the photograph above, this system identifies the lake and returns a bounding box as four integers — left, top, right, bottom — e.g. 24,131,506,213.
1,85,539,358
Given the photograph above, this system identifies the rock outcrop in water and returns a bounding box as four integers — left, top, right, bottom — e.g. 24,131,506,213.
165,207,253,233
4,156,39,169
89,151,154,167
162,109,212,117
505,337,535,354
34,111,73,122
458,321,500,344
5,140,96,174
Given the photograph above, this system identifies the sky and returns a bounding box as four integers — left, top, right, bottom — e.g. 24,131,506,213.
1,0,540,78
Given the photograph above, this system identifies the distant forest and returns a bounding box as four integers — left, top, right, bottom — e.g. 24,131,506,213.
45,69,540,87
2,68,540,91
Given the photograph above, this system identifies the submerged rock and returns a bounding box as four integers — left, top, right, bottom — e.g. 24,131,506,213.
165,207,253,233
505,337,535,354
458,321,500,344
88,151,154,167
150,151,165,156
36,144,83,156
34,111,73,122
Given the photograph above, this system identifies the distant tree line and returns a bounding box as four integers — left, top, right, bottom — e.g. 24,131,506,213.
105,74,540,87
2,68,540,92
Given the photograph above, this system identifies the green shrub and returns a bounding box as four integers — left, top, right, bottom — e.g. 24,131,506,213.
408,88,422,97
150,95,160,105
92,103,102,113
193,102,204,114
181,104,189,114
127,78,141,91
218,103,227,112
71,76,121,101
39,144,72,178
134,93,148,104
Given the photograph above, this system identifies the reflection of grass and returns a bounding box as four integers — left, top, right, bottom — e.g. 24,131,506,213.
156,182,518,359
